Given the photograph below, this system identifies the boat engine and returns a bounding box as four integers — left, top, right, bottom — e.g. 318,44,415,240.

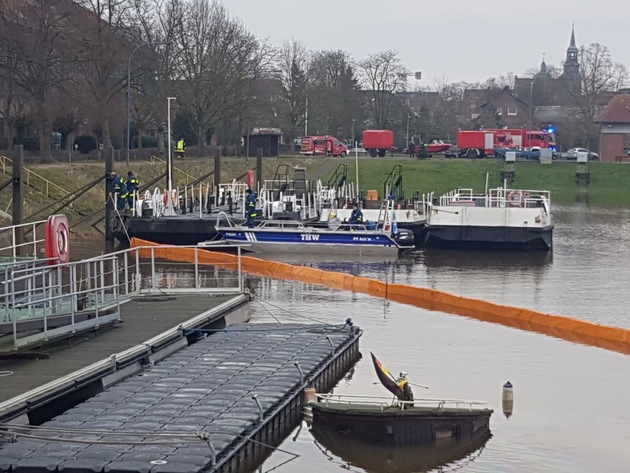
394,228,415,246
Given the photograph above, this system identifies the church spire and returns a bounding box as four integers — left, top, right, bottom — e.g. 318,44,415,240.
570,23,576,48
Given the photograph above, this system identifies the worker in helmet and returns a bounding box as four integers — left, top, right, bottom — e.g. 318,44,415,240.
175,137,186,160
396,371,414,408
245,188,257,228
348,202,363,225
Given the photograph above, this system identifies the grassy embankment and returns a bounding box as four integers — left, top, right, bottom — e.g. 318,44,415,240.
324,157,630,207
0,156,328,232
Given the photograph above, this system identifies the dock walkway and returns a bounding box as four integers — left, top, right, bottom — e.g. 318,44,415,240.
0,322,361,473
0,294,243,404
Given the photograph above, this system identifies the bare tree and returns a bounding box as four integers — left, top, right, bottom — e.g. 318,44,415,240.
173,0,269,154
309,50,364,139
74,0,139,152
0,0,75,161
277,39,310,150
358,50,408,129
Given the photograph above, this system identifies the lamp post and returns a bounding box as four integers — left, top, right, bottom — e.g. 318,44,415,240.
126,41,170,165
165,97,176,216
304,95,308,137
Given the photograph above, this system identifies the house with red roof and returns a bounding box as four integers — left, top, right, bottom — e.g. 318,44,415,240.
596,93,630,162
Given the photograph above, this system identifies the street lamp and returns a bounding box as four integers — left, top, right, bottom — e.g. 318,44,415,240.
126,41,171,165
165,96,176,216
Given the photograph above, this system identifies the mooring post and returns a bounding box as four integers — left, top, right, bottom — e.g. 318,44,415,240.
12,145,24,254
256,148,263,190
105,146,115,245
214,147,221,196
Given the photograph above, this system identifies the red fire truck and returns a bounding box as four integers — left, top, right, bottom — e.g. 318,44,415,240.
456,129,555,158
456,130,514,158
300,136,348,157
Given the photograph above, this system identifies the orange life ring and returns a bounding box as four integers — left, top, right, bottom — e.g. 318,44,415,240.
507,191,523,207
45,214,70,265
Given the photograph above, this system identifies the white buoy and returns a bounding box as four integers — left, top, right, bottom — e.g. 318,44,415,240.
502,381,514,419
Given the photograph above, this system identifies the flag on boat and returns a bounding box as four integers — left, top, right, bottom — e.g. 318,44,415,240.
370,352,404,399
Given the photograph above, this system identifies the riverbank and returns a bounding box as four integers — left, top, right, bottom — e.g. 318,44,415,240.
1,156,629,234
330,157,630,206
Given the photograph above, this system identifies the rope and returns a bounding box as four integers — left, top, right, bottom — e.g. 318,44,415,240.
108,194,131,242
0,371,13,377
253,298,335,326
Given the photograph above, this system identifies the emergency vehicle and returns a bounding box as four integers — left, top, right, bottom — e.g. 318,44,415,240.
300,136,348,157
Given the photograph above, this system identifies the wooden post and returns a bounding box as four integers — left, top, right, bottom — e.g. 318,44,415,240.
214,147,221,195
256,148,263,191
12,145,24,254
105,146,115,245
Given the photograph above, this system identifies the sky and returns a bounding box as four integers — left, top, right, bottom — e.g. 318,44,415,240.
227,0,629,88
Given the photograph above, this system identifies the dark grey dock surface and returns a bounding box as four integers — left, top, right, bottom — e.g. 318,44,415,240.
0,322,361,473
0,294,238,403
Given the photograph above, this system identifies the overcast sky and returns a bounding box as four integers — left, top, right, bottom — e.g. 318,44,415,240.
227,0,629,87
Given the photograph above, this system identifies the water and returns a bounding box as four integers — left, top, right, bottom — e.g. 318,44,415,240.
73,203,630,472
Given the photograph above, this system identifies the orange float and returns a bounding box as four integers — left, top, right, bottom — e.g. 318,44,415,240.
45,214,70,265
247,170,255,190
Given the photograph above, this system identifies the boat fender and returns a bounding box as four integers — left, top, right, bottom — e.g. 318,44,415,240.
304,386,317,405
502,381,514,419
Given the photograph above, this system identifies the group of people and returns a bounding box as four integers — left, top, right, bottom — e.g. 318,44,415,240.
109,171,139,211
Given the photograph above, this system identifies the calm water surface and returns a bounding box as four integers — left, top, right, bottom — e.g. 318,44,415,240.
76,203,630,472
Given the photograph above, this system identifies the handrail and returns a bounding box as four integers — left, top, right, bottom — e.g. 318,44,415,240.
0,155,71,198
0,219,47,260
315,393,488,411
150,155,198,184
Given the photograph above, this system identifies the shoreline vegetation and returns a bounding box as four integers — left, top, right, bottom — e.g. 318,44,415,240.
1,156,628,235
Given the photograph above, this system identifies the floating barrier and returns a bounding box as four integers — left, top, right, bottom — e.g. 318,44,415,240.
131,238,630,355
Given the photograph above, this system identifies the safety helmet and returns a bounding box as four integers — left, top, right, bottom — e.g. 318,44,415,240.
399,371,407,378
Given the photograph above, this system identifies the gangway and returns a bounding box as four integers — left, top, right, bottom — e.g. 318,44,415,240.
0,243,244,352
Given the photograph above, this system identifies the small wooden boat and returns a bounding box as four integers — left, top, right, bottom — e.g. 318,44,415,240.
311,416,491,472
308,352,493,447
310,394,493,447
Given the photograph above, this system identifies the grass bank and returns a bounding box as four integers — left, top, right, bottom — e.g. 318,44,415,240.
325,157,630,207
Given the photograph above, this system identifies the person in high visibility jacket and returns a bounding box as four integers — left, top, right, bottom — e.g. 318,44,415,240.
245,188,257,228
175,138,186,160
109,171,129,211
126,171,139,208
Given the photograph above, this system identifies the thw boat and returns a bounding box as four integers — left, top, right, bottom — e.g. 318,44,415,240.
424,187,554,250
215,201,415,255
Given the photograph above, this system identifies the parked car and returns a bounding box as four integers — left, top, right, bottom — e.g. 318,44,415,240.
562,148,599,160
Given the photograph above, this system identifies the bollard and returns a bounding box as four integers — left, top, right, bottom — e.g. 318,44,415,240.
502,381,514,419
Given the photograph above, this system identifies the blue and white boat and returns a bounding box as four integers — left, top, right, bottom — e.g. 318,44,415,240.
214,203,415,255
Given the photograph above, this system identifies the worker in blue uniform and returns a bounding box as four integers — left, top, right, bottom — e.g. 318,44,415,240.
109,171,129,211
126,171,139,209
349,203,363,225
245,188,257,228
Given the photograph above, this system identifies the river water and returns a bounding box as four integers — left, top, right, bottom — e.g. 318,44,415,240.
74,202,630,472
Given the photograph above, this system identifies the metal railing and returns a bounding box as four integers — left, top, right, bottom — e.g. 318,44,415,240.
0,156,71,198
315,393,488,412
150,155,198,184
0,219,47,261
0,244,244,350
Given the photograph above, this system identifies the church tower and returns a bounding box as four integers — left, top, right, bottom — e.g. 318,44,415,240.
562,25,580,81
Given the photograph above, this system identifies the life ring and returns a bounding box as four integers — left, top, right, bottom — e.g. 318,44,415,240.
45,214,70,265
507,191,523,207
163,189,178,207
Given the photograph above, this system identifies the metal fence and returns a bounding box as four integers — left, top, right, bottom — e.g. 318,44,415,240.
0,220,47,262
0,244,243,350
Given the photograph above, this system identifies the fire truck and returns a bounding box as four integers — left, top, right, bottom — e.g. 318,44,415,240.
456,129,555,158
300,136,348,157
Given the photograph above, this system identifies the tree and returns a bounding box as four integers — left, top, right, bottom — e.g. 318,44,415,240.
358,50,408,129
277,39,309,151
308,50,364,140
74,0,138,152
0,0,75,160
173,0,269,154
576,43,628,148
